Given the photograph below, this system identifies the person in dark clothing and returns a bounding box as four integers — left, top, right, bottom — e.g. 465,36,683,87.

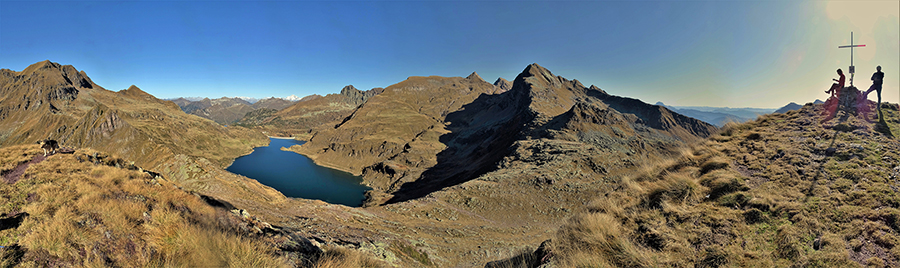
864,66,884,108
826,69,845,97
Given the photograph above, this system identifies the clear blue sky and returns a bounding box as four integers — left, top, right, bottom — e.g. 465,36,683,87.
2,0,897,108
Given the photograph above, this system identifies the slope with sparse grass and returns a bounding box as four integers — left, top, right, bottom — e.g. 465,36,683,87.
493,102,900,267
0,145,290,266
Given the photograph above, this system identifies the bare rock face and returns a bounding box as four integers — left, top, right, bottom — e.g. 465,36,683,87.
839,86,861,114
339,85,381,106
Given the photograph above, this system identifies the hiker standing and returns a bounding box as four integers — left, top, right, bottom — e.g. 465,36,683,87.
864,66,884,109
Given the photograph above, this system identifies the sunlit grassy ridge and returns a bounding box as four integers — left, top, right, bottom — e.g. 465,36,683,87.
0,145,288,266
544,103,900,267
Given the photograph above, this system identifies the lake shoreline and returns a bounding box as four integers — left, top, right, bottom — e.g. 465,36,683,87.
281,145,362,176
227,137,370,207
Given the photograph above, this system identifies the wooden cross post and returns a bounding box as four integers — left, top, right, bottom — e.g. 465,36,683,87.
838,32,866,87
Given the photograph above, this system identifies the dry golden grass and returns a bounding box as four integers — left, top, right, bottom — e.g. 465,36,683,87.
1,145,289,267
554,212,655,267
550,103,900,267
313,246,385,268
0,144,41,172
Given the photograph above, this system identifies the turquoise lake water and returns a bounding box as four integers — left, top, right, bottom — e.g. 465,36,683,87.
225,138,371,207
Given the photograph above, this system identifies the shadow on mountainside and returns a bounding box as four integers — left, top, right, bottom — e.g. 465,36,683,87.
585,90,716,141
385,90,530,204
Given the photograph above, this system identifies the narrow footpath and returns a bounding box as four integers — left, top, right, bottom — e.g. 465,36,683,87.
1,155,47,184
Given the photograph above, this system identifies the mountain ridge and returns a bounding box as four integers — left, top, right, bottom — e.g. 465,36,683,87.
234,85,383,138
489,101,900,267
289,63,716,205
0,60,268,177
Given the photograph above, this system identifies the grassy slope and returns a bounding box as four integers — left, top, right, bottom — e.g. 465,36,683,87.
545,102,900,267
0,144,388,267
0,145,288,267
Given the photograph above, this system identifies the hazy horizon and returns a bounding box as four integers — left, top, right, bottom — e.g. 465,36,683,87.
2,1,897,108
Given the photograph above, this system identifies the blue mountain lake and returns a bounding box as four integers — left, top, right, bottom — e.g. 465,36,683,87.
226,138,371,207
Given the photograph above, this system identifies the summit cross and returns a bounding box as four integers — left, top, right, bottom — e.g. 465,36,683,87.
838,32,866,86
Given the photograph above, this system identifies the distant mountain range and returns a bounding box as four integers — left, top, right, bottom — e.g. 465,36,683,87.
169,96,296,125
168,95,300,104
654,102,775,127
234,85,383,138
168,80,821,131
653,101,826,127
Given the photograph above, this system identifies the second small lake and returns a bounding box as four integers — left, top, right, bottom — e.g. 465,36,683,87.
226,138,371,207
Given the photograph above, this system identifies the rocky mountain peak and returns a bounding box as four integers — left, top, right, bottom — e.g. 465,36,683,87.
466,71,484,82
18,60,94,90
339,85,380,106
0,61,98,113
522,63,553,78
492,78,512,94
23,60,60,73
340,85,361,96
514,63,568,93
119,85,158,101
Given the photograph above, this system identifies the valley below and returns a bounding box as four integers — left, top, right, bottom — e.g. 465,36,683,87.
2,60,899,267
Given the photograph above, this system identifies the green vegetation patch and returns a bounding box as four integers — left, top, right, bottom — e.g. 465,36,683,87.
389,241,432,266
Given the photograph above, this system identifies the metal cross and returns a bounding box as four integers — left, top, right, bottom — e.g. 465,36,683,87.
838,32,866,86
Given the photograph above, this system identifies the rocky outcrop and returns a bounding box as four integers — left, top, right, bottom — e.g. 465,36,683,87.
339,85,382,107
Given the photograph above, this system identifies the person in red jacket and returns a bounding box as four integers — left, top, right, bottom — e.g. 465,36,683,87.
825,69,845,97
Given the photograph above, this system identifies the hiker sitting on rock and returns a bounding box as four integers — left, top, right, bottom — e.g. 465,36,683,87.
825,68,845,97
863,66,884,108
